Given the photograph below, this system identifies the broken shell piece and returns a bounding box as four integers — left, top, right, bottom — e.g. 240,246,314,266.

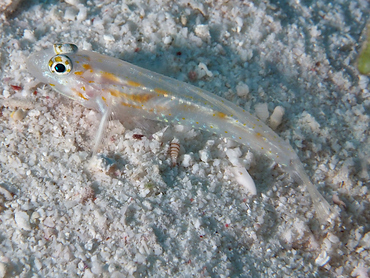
332,194,346,208
231,165,257,196
0,0,22,13
11,109,27,121
315,250,330,266
0,186,13,200
180,14,187,26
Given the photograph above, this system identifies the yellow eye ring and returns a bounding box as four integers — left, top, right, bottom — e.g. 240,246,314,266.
48,54,73,75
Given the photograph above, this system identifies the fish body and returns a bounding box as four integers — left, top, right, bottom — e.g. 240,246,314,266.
27,44,332,220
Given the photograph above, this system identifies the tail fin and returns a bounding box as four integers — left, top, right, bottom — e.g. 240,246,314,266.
289,160,333,222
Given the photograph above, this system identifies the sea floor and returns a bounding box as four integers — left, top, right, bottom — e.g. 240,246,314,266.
0,0,369,277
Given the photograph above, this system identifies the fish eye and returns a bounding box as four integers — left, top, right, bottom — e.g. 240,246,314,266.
48,54,73,75
54,63,66,73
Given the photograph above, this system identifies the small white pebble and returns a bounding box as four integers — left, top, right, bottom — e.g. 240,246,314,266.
315,250,330,266
30,211,40,224
14,211,31,231
359,232,370,249
34,258,42,270
226,148,242,167
163,36,172,44
180,14,187,26
236,82,249,97
3,90,10,98
70,153,81,163
358,75,368,89
28,109,40,117
23,29,35,41
182,154,192,167
91,255,103,274
235,16,243,29
64,0,81,6
0,186,13,200
199,150,210,163
76,5,87,21
0,262,6,278
194,24,210,40
64,7,77,21
104,34,115,42
309,25,321,38
328,233,340,244
269,106,285,130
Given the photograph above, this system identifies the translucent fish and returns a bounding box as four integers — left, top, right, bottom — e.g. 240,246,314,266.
26,43,332,221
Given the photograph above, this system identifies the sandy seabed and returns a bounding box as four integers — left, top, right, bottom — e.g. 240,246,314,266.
0,0,369,277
